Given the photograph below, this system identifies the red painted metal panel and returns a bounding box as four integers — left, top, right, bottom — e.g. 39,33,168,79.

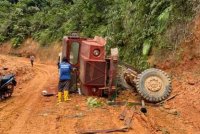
81,40,105,60
80,57,106,86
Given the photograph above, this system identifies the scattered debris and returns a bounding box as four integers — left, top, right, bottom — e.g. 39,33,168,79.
167,109,179,115
119,102,128,120
107,101,127,106
74,105,80,110
118,105,137,132
188,81,195,85
56,115,62,121
163,104,171,109
118,100,148,132
41,90,55,97
158,127,170,134
2,67,8,70
64,112,85,118
108,100,162,108
80,127,129,134
124,106,136,128
39,113,48,117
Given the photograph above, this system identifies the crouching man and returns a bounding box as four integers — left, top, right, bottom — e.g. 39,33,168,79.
58,57,71,103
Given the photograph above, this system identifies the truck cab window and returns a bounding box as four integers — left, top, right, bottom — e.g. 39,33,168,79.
70,42,80,65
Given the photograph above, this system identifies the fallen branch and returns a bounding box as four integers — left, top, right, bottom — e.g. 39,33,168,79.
80,126,129,134
157,94,179,104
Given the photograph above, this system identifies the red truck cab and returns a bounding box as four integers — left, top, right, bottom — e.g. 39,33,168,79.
60,33,118,97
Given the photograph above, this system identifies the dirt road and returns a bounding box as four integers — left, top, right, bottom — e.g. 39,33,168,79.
0,55,200,134
0,55,58,133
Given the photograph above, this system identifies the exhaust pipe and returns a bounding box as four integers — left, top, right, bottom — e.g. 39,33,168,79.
140,100,147,113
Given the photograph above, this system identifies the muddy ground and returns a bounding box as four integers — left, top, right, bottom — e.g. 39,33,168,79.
1,15,200,134
0,51,200,134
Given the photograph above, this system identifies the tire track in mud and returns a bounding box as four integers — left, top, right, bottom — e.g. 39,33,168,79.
0,67,40,113
8,67,49,134
0,58,55,134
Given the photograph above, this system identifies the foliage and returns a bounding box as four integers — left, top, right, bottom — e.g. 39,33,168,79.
0,0,198,70
86,97,103,108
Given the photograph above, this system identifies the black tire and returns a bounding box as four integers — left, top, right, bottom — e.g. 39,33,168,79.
136,68,172,103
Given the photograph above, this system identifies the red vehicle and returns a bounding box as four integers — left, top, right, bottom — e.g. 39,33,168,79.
60,33,172,103
60,33,118,97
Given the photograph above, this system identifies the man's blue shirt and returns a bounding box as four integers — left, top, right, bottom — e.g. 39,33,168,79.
59,62,71,80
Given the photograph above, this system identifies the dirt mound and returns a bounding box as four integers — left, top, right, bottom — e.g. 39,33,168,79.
168,61,200,131
0,55,35,84
0,38,61,64
154,15,200,133
156,15,200,70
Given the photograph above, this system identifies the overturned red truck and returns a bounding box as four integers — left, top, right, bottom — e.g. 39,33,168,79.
60,34,118,98
59,33,172,102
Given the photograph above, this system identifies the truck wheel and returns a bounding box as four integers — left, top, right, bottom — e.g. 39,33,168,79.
136,68,172,103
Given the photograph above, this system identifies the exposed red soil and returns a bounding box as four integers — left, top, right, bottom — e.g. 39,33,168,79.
0,38,61,64
0,16,200,134
0,54,200,134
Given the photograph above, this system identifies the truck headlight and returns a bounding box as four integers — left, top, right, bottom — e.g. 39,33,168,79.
93,49,100,56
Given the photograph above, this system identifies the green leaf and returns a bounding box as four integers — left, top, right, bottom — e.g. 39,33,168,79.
143,39,152,56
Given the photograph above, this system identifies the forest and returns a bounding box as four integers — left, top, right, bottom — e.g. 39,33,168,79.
0,0,199,70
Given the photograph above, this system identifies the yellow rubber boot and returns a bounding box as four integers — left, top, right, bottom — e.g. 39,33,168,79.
57,92,62,104
64,90,71,101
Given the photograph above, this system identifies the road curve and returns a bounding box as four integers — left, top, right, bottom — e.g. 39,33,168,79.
0,56,57,134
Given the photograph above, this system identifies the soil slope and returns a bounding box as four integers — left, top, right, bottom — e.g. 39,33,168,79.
0,52,200,134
